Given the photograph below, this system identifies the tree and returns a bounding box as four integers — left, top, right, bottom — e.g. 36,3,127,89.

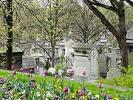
32,0,69,67
68,1,106,43
0,0,14,70
84,0,133,67
0,0,34,69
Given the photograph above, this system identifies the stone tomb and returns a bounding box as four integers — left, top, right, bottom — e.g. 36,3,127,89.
72,43,100,81
22,56,36,73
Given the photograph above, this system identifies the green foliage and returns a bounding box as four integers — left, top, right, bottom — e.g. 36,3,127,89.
0,70,132,99
54,63,65,71
98,65,133,88
120,65,133,75
126,66,133,75
98,75,133,88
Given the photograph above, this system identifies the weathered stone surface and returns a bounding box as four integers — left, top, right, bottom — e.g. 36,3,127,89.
99,54,109,77
107,67,122,79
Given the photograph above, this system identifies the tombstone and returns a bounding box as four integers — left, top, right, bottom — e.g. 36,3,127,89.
99,54,110,78
106,48,122,79
72,43,100,81
107,67,122,79
88,48,99,80
22,56,36,73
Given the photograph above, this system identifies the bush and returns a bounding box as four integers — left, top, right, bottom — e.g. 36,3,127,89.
97,75,133,88
120,65,133,75
54,63,65,71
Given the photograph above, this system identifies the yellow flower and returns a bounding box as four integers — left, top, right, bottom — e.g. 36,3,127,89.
75,89,79,95
82,95,87,100
71,93,76,99
113,97,119,100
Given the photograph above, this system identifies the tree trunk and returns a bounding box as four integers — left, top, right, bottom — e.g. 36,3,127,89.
6,0,13,70
117,3,128,67
117,35,128,67
51,44,55,68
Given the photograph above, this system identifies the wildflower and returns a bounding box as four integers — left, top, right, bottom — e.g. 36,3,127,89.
95,95,99,99
46,91,52,98
44,70,48,76
29,77,36,88
54,96,58,100
20,68,23,72
91,96,97,100
82,95,87,100
63,86,68,93
36,92,40,97
71,93,76,99
57,86,62,92
113,97,119,100
48,67,56,75
7,90,13,95
107,95,113,100
29,68,34,73
0,77,5,84
64,95,68,100
79,89,85,96
66,67,74,76
75,89,80,95
87,92,91,96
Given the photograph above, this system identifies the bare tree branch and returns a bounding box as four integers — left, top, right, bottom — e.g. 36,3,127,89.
125,0,133,6
84,0,119,37
88,0,118,13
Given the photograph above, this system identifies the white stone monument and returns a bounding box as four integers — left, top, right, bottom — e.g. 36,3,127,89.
72,43,100,81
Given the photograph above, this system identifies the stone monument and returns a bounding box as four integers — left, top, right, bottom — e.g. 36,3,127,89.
72,43,100,81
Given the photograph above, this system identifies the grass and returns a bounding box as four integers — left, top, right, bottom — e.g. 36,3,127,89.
97,75,133,88
0,70,133,98
128,53,133,65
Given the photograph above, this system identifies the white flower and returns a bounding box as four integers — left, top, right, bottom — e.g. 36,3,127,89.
45,98,49,100
58,70,64,76
36,92,40,97
48,67,56,75
22,90,25,94
46,91,52,98
67,68,74,74
87,92,92,96
95,94,99,98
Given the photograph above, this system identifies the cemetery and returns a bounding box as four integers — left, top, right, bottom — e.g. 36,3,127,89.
0,0,133,99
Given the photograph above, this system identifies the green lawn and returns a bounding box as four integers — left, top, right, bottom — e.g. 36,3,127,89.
0,70,133,99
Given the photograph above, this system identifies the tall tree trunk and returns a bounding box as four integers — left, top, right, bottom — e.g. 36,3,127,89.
117,3,128,67
84,0,128,67
6,0,13,70
117,35,128,67
51,44,55,68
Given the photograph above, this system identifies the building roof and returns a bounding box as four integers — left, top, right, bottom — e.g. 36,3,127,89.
72,43,101,50
0,47,23,54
